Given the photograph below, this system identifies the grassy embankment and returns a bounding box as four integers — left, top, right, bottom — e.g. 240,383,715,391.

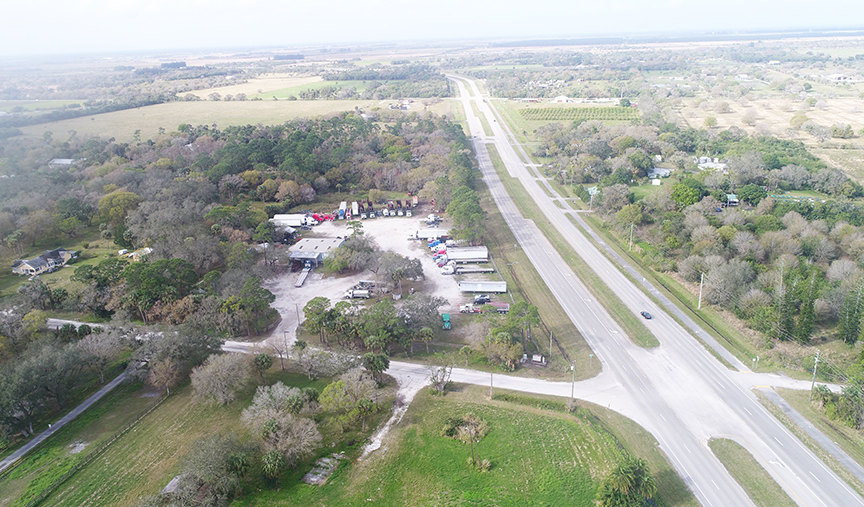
776,387,864,470
708,438,796,507
485,145,657,348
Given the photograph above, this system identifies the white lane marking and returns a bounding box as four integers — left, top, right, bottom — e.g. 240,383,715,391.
773,437,784,447
711,479,719,490
660,414,667,422
683,444,691,454
809,471,821,483
743,407,752,415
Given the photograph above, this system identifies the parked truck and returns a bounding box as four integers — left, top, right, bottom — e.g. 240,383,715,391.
344,289,371,299
359,203,366,219
352,201,359,218
412,195,419,207
396,200,404,216
459,302,509,314
339,202,347,220
388,200,395,215
367,201,375,219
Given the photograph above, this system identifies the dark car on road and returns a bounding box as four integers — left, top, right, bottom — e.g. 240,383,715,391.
640,311,652,319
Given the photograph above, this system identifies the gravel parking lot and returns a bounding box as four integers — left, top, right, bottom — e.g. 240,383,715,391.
260,211,472,347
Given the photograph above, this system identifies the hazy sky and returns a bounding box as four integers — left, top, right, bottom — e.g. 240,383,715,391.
2,0,863,57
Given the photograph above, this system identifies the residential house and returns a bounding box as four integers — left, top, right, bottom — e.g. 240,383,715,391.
11,248,74,276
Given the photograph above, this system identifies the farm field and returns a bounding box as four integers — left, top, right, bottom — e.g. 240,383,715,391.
185,74,323,99
249,80,368,100
0,100,85,113
19,100,382,143
675,96,864,141
233,385,697,507
494,100,636,141
519,106,639,122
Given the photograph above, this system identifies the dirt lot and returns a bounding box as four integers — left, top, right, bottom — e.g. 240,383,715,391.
260,209,497,348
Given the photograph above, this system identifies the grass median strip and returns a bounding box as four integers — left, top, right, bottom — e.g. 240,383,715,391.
708,438,796,507
485,144,657,348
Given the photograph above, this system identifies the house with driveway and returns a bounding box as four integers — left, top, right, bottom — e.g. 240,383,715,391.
11,248,75,276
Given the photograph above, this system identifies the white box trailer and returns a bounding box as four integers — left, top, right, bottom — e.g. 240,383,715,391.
352,201,359,217
446,246,488,263
458,281,507,293
412,229,449,240
270,214,316,228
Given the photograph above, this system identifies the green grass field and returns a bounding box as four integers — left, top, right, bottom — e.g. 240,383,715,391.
708,438,796,507
233,385,696,507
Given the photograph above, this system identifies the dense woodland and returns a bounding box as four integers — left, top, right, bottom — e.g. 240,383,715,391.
0,111,480,446
538,117,864,428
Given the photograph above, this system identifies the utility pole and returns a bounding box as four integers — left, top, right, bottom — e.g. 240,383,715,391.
490,372,493,398
629,223,635,251
550,332,553,361
810,350,820,401
698,272,704,310
570,361,576,403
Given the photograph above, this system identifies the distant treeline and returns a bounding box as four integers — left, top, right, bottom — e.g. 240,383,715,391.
0,96,172,130
323,64,442,82
273,54,304,60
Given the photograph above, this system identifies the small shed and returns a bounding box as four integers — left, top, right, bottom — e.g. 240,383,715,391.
458,280,507,293
726,194,739,206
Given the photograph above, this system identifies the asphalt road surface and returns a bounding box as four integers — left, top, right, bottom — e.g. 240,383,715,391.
448,76,863,507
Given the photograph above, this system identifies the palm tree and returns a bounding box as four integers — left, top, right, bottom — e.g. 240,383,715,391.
597,457,656,506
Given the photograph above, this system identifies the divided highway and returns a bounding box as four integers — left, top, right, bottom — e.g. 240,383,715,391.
450,76,863,507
